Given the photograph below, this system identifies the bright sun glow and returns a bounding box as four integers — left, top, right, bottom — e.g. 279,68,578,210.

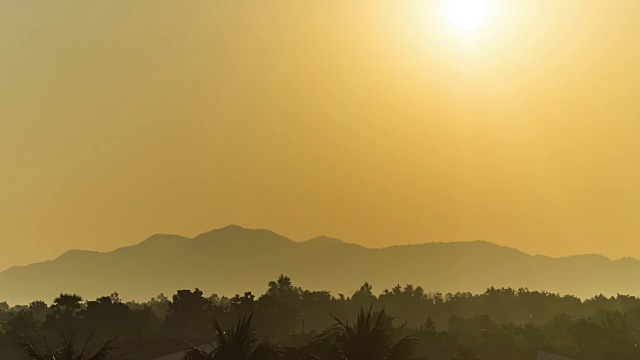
446,0,488,32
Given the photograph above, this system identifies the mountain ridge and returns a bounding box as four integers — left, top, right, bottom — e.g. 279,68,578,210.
1,225,638,305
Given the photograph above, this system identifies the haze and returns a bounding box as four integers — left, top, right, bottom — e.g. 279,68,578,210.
1,1,639,271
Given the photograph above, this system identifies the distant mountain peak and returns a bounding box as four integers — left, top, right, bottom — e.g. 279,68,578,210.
140,233,189,244
197,224,282,237
192,225,294,249
300,236,346,248
218,224,248,231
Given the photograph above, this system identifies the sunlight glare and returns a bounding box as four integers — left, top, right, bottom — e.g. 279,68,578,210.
446,0,489,32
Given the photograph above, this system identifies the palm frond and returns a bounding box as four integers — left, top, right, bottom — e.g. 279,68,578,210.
15,333,116,360
79,329,95,358
40,332,54,356
87,337,116,360
213,314,258,359
59,333,77,360
388,335,419,360
181,347,213,360
16,335,47,360
316,307,417,360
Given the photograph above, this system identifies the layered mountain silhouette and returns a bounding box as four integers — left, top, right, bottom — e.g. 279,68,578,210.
1,225,639,304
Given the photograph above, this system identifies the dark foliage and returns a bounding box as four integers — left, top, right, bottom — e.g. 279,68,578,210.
3,276,640,359
17,333,115,360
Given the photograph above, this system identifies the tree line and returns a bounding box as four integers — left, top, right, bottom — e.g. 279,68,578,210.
2,275,640,359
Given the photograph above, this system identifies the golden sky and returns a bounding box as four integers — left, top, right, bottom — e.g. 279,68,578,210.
1,1,640,271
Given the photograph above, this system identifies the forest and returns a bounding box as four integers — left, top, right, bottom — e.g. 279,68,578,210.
2,275,640,359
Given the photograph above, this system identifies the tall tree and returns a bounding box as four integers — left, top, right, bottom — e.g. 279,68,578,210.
165,289,214,339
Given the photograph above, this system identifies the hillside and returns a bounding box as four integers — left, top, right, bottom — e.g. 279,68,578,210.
1,225,638,304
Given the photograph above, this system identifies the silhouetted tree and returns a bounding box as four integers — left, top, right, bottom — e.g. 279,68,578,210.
84,293,146,339
8,279,640,359
29,301,50,324
254,275,303,338
416,317,439,344
316,307,417,360
351,283,376,307
148,293,170,320
43,294,84,336
165,289,214,339
182,314,280,360
4,309,38,339
230,292,256,317
17,333,115,360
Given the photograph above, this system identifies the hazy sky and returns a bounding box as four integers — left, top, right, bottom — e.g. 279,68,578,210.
1,1,639,271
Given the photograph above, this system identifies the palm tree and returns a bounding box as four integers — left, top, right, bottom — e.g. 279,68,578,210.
315,307,417,360
182,314,280,360
17,333,115,360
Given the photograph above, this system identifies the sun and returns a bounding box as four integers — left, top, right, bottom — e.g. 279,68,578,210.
446,0,489,32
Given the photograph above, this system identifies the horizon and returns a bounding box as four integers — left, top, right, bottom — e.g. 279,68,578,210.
3,224,636,273
3,223,639,306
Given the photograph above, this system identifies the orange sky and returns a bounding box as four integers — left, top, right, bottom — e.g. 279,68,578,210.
1,1,640,271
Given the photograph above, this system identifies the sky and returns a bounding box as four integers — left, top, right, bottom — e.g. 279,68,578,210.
1,1,640,272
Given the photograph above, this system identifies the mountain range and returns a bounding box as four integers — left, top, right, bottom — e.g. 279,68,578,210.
1,225,639,305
